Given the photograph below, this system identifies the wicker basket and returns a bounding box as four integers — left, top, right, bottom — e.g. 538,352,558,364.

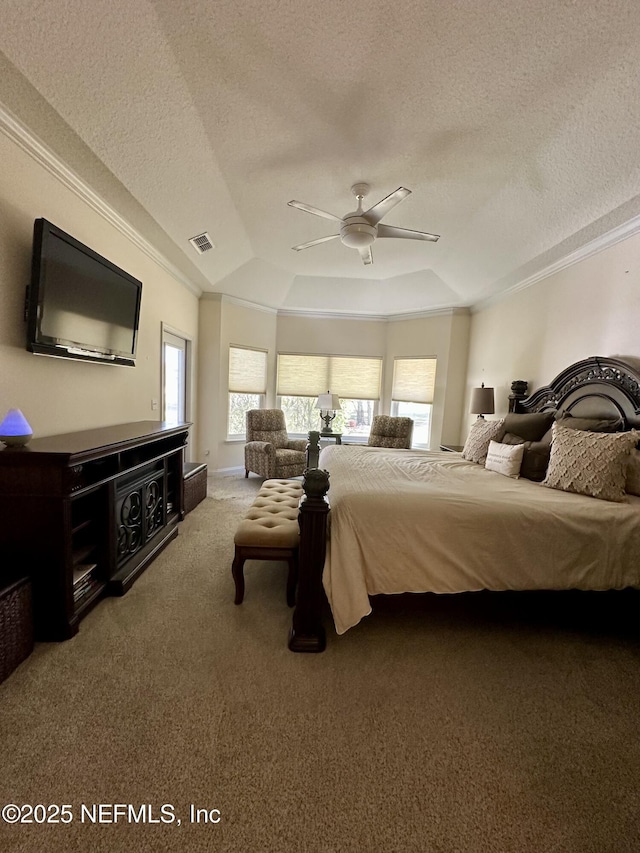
183,462,208,514
0,576,34,684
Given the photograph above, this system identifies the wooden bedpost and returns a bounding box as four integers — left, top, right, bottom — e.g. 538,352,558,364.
306,430,321,470
509,380,529,413
288,467,330,653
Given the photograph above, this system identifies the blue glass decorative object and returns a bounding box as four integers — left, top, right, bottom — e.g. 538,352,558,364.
0,409,33,446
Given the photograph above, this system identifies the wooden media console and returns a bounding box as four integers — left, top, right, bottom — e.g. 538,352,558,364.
0,421,190,640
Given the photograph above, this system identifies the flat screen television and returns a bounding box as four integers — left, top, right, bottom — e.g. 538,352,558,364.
25,218,142,366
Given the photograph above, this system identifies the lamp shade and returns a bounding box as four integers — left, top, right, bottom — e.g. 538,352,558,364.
470,384,495,415
0,408,33,446
315,393,341,411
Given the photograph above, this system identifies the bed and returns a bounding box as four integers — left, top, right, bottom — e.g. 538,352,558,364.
287,356,640,652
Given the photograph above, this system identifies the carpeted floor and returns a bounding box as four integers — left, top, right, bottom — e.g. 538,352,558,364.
2,470,640,852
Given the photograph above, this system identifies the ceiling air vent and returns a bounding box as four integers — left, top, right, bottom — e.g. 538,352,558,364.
189,232,215,254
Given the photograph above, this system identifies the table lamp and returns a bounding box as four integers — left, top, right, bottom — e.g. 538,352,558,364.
470,383,495,419
315,392,341,433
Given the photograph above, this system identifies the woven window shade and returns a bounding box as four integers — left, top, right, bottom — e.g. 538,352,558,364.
228,346,267,394
277,354,382,400
392,357,437,404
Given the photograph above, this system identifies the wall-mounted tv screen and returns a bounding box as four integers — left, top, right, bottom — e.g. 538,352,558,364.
25,218,142,366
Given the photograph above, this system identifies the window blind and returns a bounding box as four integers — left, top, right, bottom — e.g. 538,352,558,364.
277,354,382,400
392,357,437,404
229,346,267,394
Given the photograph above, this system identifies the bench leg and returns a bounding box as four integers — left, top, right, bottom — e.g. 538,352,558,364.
232,549,245,604
286,553,298,607
245,469,249,478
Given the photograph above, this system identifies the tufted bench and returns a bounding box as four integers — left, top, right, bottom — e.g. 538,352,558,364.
232,479,303,606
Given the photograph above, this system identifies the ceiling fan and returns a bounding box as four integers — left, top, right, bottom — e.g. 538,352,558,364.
287,183,439,266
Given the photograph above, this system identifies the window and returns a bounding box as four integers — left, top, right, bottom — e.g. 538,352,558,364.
391,357,437,447
278,396,318,434
162,331,187,425
228,346,267,438
277,354,382,438
278,395,378,437
333,399,376,438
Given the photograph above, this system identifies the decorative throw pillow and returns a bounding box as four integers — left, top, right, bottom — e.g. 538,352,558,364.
543,423,639,502
485,440,524,478
462,419,505,464
625,450,640,496
555,412,623,433
502,411,555,442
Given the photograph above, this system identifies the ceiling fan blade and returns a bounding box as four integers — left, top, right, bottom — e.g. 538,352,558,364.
358,245,373,265
291,234,340,252
377,224,440,242
288,200,343,223
362,187,411,224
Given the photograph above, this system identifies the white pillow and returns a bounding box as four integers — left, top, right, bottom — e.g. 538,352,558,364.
462,418,505,464
485,440,525,478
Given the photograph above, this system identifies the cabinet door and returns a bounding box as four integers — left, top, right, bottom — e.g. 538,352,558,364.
143,475,165,540
115,485,144,565
115,463,166,565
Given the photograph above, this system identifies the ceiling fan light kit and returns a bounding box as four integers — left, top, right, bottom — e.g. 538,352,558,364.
340,219,376,248
288,183,439,265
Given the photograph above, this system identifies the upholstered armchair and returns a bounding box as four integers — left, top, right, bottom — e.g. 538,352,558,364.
367,415,414,449
244,409,308,479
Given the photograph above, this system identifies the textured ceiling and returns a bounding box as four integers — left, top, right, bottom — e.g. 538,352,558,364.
1,0,640,315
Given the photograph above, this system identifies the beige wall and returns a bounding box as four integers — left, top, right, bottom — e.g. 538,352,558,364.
198,296,278,470
466,229,640,441
198,304,472,471
279,309,468,451
276,314,387,358
197,295,222,466
385,310,470,448
0,126,200,442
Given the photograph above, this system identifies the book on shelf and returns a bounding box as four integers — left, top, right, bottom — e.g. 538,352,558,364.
73,563,100,603
73,563,97,586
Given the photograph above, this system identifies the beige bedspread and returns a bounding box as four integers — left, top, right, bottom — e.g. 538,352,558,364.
318,444,640,634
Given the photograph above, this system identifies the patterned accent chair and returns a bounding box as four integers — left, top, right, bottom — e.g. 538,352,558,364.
367,415,414,449
244,409,308,479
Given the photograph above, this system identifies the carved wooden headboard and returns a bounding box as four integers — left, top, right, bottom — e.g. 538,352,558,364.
512,356,640,429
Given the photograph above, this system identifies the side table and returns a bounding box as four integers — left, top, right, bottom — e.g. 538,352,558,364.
319,432,342,445
307,431,343,469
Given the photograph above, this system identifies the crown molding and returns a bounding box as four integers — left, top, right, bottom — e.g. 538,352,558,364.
276,305,469,322
277,308,387,321
473,212,640,313
387,306,470,321
218,293,278,314
0,102,202,297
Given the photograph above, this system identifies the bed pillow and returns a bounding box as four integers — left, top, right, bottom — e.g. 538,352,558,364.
485,440,524,478
502,411,555,442
555,412,623,433
520,438,552,482
625,450,640,496
462,418,505,464
501,430,552,482
543,423,639,502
